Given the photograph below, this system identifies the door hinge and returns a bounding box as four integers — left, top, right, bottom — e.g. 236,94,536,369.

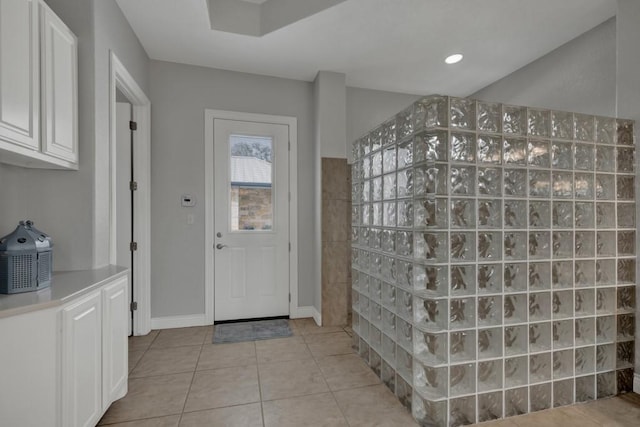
130,181,138,191
130,301,138,311
129,121,138,131
130,242,138,251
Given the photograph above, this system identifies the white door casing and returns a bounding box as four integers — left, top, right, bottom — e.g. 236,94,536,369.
213,119,289,321
205,110,299,324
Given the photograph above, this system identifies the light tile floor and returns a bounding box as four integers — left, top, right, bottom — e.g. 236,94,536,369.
100,319,640,426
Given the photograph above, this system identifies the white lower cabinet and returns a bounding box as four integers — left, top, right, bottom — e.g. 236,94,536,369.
101,276,129,409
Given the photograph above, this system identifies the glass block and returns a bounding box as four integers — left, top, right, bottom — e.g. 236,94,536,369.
529,201,550,228
529,292,551,321
413,360,447,398
552,261,573,289
503,137,527,165
372,177,383,201
528,139,550,167
529,170,550,198
450,298,475,330
505,387,528,417
597,371,616,398
504,263,527,293
617,231,635,256
529,322,552,352
397,345,413,382
553,231,573,258
552,141,573,170
397,139,413,169
478,232,502,261
370,333,382,358
504,294,527,324
575,346,595,375
381,360,395,393
450,363,476,397
450,265,475,296
396,373,413,411
595,175,615,201
371,127,383,152
575,113,595,142
529,231,550,259
414,164,447,196
396,260,411,289
414,330,447,365
504,231,527,260
617,286,635,313
478,296,502,326
504,200,527,228
414,297,447,331
369,228,382,250
372,151,383,177
360,294,370,318
380,256,396,283
381,229,396,254
576,261,595,287
575,202,594,228
478,328,502,359
359,337,370,361
450,97,475,130
617,259,635,284
617,203,635,228
370,302,382,328
505,356,528,389
414,95,448,130
382,119,396,147
504,169,528,197
382,282,396,310
478,391,503,422
575,231,595,258
617,368,635,393
617,119,634,145
397,200,412,228
575,173,594,199
552,172,573,198
528,109,551,137
382,309,396,338
596,116,616,144
421,264,449,297
397,317,413,352
449,396,476,427
553,201,573,228
503,105,526,135
553,290,573,319
478,167,502,196
596,203,616,229
413,198,443,229
450,330,476,363
478,102,501,133
552,320,574,349
596,316,615,344
529,352,552,382
477,135,501,163
450,232,475,262
477,265,502,295
415,231,448,262
552,111,573,140
529,262,551,290
415,131,448,163
397,168,413,198
575,144,595,171
596,145,616,172
396,106,413,140
596,344,615,372
412,394,446,427
504,325,528,356
553,379,574,407
478,359,502,392
576,375,595,402
450,198,475,229
450,166,475,196
478,199,502,228
383,173,396,200
383,202,396,227
617,176,634,200
383,147,397,174
617,313,635,341
596,288,615,315
372,203,382,226
450,132,476,162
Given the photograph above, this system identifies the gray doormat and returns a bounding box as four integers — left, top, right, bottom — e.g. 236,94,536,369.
213,319,292,344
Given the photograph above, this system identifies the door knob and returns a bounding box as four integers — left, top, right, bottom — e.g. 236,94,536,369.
216,243,228,250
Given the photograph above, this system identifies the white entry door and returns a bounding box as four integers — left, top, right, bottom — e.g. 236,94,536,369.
213,119,290,321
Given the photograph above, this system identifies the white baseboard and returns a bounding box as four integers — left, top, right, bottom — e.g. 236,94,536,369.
150,314,209,330
312,307,322,326
291,306,315,319
634,373,640,393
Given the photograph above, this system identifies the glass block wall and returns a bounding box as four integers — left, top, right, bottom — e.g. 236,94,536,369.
350,95,636,427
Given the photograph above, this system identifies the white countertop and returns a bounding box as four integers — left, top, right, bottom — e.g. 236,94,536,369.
0,265,129,319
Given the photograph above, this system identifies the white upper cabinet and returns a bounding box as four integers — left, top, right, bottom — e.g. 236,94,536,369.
0,0,40,150
0,0,78,169
40,1,78,164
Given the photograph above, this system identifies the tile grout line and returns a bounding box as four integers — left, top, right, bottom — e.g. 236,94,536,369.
254,340,267,427
177,331,208,425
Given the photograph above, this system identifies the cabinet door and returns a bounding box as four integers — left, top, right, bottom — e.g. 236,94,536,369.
0,0,39,150
102,275,129,409
40,0,77,163
62,291,102,427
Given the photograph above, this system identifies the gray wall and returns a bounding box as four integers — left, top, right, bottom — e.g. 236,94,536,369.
472,18,616,117
148,60,315,317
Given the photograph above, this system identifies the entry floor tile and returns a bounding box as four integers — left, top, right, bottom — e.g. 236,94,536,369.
263,392,349,427
259,358,329,401
129,345,201,378
150,326,211,349
334,384,419,426
179,403,263,427
197,341,257,371
100,415,181,427
183,365,260,412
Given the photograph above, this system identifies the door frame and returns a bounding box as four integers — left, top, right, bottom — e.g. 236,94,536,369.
109,51,151,336
204,109,299,324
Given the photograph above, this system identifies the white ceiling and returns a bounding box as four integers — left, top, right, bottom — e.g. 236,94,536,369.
115,0,617,96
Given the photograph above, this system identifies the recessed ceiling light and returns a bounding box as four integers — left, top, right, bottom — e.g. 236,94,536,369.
445,54,463,64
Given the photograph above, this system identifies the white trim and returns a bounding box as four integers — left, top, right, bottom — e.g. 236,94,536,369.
312,307,322,327
109,51,151,336
151,314,208,330
634,373,640,394
204,109,299,324
291,306,314,319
